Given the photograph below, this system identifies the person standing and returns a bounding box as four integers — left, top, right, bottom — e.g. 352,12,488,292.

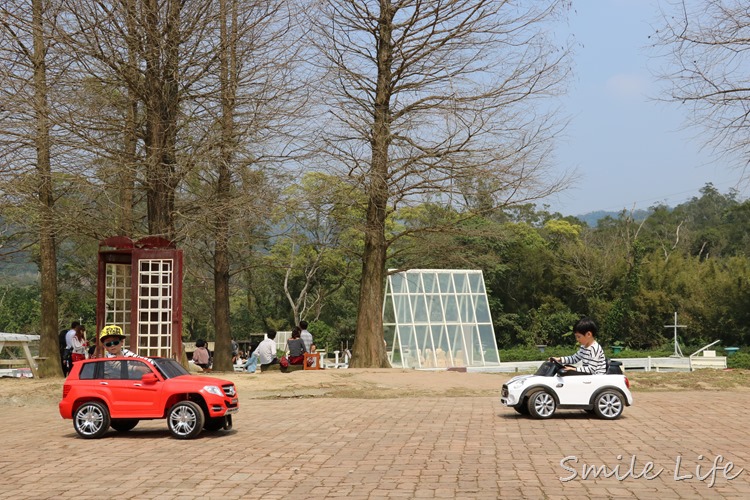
61,321,80,376
299,321,313,353
70,326,88,363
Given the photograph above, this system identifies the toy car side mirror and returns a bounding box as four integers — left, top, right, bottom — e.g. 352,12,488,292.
141,373,158,384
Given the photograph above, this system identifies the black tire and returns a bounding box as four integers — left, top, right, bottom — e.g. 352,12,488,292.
73,401,111,439
167,401,205,439
223,415,233,430
111,419,139,432
203,416,226,432
593,390,624,420
527,390,556,419
514,404,530,415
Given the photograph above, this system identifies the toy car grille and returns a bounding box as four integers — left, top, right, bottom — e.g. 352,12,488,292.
222,385,236,397
501,386,508,398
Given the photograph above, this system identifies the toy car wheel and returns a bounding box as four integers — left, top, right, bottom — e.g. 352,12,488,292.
203,416,226,432
111,419,139,432
223,415,233,430
74,401,111,439
168,401,205,439
514,405,530,415
527,390,556,419
593,390,624,420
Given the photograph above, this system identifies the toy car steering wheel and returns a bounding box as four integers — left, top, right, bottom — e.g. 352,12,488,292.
549,357,563,368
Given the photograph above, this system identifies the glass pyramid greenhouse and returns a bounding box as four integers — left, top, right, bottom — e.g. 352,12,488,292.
383,269,500,369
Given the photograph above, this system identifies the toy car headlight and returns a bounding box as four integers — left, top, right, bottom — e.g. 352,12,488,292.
202,385,223,396
510,379,526,389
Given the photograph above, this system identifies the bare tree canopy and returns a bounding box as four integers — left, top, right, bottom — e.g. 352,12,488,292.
308,0,572,367
652,0,750,166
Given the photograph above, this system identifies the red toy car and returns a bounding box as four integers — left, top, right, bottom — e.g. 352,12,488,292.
59,357,238,439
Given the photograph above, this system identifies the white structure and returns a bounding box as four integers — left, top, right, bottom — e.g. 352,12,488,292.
383,269,500,369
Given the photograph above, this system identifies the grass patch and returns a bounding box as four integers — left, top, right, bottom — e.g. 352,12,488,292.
628,369,750,392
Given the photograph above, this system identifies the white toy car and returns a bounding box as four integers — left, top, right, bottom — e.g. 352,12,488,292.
501,359,633,419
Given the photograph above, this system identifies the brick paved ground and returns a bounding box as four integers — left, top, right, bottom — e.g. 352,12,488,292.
0,391,748,499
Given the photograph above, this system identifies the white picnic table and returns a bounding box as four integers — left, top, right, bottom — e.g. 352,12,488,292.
0,333,42,378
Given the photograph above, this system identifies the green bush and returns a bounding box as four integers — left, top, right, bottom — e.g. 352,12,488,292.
727,352,750,369
497,345,724,361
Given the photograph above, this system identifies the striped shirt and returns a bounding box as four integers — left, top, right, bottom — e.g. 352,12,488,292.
561,341,606,374
105,348,154,364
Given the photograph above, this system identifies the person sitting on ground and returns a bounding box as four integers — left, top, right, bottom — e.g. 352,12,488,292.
550,317,606,375
244,329,279,373
286,327,306,366
300,320,313,353
192,339,212,372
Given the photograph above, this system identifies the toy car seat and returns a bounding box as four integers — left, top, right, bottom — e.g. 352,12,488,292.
606,359,623,374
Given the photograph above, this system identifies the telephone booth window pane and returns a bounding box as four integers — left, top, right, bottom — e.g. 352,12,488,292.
137,259,173,358
105,263,132,342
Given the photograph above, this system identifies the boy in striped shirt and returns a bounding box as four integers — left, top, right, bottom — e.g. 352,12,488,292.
551,317,606,375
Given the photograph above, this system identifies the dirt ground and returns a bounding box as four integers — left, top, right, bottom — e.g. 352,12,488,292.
2,366,748,407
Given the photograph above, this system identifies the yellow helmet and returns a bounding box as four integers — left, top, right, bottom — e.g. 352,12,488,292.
99,325,125,340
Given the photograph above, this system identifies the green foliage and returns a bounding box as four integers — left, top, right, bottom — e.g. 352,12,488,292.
727,352,750,370
0,286,41,333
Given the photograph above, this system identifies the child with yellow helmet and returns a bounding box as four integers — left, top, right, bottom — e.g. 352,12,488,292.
99,325,153,363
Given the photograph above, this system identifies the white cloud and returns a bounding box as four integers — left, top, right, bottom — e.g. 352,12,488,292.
605,73,649,99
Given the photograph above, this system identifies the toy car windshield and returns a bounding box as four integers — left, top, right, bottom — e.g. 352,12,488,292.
151,358,190,379
534,360,561,376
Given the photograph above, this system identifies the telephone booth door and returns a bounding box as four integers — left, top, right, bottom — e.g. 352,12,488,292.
97,237,183,359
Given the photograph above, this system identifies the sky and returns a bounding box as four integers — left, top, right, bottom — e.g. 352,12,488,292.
546,0,747,217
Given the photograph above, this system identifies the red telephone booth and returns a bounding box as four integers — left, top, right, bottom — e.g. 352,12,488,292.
97,236,184,359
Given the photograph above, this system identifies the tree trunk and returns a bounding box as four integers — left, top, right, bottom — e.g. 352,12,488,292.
350,1,394,369
212,0,236,371
32,0,62,378
144,0,179,240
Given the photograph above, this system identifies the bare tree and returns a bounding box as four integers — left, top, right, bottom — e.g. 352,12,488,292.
652,0,750,167
0,1,66,377
309,0,572,367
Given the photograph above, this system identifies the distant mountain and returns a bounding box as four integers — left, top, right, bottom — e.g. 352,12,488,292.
575,209,652,227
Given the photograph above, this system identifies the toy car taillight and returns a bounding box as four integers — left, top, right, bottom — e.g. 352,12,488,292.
624,377,630,389
62,385,71,398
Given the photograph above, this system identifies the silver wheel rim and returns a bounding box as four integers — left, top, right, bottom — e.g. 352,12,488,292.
170,405,198,436
76,404,104,436
534,393,555,417
598,393,623,418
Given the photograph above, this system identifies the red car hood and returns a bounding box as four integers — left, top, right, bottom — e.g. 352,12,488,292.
169,374,235,386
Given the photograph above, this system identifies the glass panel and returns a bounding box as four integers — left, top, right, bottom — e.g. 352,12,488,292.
395,295,411,324
458,295,474,323
383,294,396,324
406,272,420,293
437,273,451,292
445,324,461,363
390,329,402,367
383,324,396,349
412,294,428,322
474,295,491,323
433,325,450,368
422,272,435,293
390,273,405,294
453,272,467,293
479,324,500,364
442,295,459,322
469,272,485,293
428,295,443,322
